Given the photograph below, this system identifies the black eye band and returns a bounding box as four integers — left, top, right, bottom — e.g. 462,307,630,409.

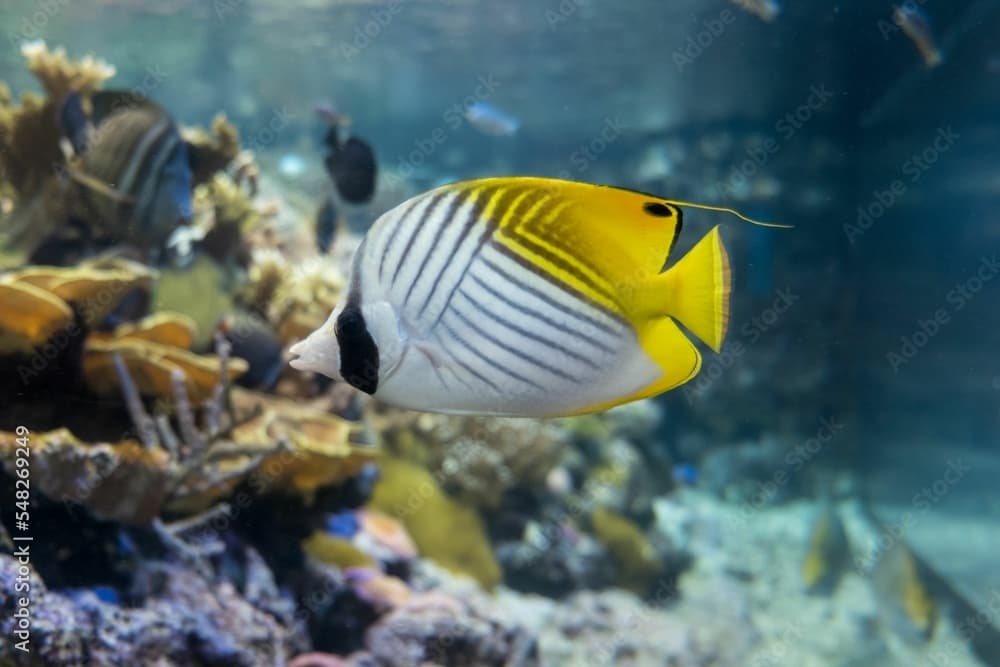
335,296,379,395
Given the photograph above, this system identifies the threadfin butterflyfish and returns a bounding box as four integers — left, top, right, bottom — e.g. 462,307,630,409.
290,177,775,417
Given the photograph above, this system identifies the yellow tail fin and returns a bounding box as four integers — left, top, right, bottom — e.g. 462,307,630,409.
644,225,731,352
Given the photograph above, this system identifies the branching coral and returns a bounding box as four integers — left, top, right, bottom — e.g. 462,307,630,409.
20,40,115,101
183,114,241,187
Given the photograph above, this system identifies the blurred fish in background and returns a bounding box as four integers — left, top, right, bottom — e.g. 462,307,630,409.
464,101,521,137
60,90,194,253
893,4,944,68
801,503,850,594
730,0,781,23
318,104,377,205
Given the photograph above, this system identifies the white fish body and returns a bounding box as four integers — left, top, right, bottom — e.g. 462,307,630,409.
290,178,731,418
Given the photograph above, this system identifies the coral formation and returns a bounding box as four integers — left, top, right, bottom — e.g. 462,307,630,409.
238,251,347,346
153,254,237,348
3,257,156,328
183,114,242,187
375,410,568,509
589,506,664,593
303,531,376,569
369,457,501,589
20,40,115,100
0,280,73,354
0,427,171,524
0,553,307,666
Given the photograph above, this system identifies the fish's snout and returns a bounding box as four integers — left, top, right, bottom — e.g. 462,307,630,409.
288,330,341,380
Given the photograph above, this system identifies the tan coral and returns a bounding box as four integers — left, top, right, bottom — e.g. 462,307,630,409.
374,410,569,509
20,40,115,101
230,391,375,495
83,337,247,404
6,258,157,328
0,42,111,203
105,311,198,349
183,114,241,187
0,280,74,354
0,92,65,201
238,251,347,345
196,174,260,266
0,428,170,525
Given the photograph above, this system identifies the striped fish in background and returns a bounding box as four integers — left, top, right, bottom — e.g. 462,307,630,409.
62,90,194,252
290,177,734,417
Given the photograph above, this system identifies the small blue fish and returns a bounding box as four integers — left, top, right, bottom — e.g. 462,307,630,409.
325,511,361,538
672,463,699,486
464,101,520,137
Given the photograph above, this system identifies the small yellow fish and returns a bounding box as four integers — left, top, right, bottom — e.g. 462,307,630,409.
872,541,936,642
894,5,943,68
291,177,777,417
802,504,850,594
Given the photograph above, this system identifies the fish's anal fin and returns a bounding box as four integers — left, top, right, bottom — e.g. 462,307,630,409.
570,318,702,416
635,225,731,353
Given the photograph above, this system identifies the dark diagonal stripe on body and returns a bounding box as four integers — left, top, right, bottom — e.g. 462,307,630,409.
455,287,600,370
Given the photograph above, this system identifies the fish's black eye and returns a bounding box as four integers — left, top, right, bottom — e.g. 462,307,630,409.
335,301,379,395
643,202,673,218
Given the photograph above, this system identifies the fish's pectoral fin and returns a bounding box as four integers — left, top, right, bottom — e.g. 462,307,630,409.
635,225,731,353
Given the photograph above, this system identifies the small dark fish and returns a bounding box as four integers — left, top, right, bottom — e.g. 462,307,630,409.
59,91,90,154
323,130,377,204
315,195,340,254
59,90,194,251
218,313,284,391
